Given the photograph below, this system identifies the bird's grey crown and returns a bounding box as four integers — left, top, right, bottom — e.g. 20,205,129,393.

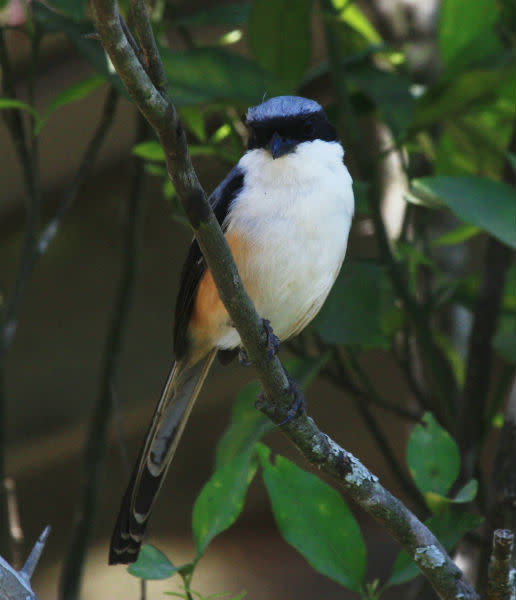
247,96,322,124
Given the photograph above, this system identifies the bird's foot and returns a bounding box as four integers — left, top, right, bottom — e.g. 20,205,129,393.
238,319,280,366
255,372,306,426
278,374,305,425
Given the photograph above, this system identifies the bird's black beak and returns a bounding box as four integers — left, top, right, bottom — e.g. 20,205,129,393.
269,131,297,159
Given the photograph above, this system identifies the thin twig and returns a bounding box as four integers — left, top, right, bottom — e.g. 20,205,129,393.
89,2,480,596
58,116,147,600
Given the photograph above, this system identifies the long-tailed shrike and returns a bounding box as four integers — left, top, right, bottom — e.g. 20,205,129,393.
109,95,354,564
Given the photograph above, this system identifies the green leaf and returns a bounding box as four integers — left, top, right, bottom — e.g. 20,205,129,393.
180,106,207,142
132,141,165,161
412,66,514,133
411,176,516,249
424,479,478,514
434,72,515,178
407,413,460,498
215,356,329,468
257,446,366,591
36,75,104,134
347,64,414,138
161,46,283,105
32,4,126,96
336,1,382,45
0,98,41,125
388,511,483,585
438,0,501,72
431,224,480,246
453,479,478,503
192,452,258,556
247,0,313,90
313,261,398,348
174,2,250,26
127,544,179,580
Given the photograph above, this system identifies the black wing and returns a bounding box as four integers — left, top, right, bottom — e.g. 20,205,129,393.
173,166,245,359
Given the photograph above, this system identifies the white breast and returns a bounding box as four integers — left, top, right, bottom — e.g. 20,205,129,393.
217,139,354,349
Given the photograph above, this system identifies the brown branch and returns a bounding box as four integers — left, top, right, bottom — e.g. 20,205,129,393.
89,2,480,597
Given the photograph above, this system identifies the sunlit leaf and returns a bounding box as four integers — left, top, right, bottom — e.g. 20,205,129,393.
132,141,165,161
257,445,366,591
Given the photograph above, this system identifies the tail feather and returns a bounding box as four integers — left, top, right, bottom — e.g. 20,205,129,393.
109,351,216,565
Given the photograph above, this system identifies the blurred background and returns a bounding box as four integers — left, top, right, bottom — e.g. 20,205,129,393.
1,0,514,598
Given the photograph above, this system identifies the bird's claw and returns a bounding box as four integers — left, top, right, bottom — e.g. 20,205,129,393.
255,374,306,426
238,319,280,367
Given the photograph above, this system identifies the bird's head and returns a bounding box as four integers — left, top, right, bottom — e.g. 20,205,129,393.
246,96,338,159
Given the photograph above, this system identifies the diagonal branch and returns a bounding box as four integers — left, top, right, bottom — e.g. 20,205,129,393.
89,2,480,597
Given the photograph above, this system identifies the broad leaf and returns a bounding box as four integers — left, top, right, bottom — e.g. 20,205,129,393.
161,46,283,106
313,261,399,348
127,544,179,580
347,64,414,138
257,446,366,591
438,0,501,72
388,512,483,585
407,413,460,498
411,176,516,249
192,451,258,556
247,0,313,90
32,4,126,95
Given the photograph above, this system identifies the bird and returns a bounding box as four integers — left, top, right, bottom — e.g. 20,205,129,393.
109,95,354,564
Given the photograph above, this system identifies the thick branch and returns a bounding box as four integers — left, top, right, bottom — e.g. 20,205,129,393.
90,2,479,597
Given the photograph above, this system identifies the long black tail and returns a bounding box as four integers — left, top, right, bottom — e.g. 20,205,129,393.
109,351,216,564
